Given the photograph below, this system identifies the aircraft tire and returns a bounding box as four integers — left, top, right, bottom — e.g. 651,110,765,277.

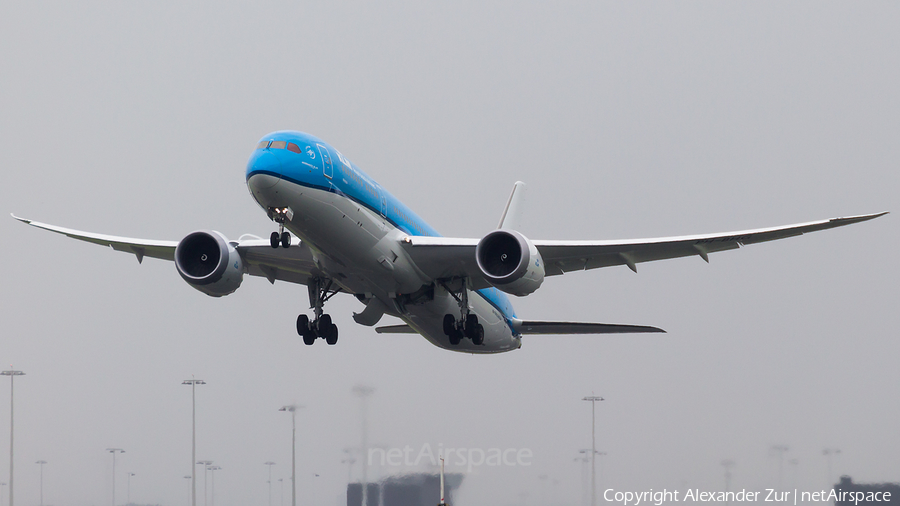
448,329,462,346
464,314,478,337
472,324,485,345
281,231,291,248
297,314,310,335
325,324,338,345
270,232,280,249
442,314,455,335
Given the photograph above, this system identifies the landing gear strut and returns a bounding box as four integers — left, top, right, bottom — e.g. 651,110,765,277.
268,207,292,249
296,277,341,345
440,279,484,346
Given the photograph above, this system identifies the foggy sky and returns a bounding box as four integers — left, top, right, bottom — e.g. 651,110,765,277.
1,2,898,506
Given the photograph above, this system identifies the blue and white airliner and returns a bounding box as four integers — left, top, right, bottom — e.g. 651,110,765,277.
13,131,887,354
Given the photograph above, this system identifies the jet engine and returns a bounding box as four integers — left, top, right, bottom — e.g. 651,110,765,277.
475,229,545,296
174,231,244,297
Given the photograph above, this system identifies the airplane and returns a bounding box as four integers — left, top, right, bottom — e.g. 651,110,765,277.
13,130,887,354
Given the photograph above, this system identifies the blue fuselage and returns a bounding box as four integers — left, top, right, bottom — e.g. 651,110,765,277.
245,131,519,352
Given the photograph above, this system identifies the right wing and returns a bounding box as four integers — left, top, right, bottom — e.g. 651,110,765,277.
12,215,320,286
402,212,887,284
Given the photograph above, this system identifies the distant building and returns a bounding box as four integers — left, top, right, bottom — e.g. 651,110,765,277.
834,476,898,506
347,473,464,506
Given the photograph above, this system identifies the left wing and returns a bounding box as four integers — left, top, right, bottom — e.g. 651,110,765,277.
12,215,320,286
402,212,887,285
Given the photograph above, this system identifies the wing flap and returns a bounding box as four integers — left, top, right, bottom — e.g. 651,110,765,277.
513,319,665,335
375,324,418,334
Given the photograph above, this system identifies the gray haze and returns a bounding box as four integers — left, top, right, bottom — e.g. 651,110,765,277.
1,2,898,506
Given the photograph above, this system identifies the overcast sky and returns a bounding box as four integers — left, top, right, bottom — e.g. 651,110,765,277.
1,2,898,506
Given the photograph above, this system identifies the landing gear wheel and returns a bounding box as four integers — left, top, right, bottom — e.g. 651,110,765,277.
325,324,338,345
270,232,280,249
472,324,485,345
296,314,310,336
448,329,463,346
464,314,478,337
297,314,315,345
281,231,291,248
443,314,456,335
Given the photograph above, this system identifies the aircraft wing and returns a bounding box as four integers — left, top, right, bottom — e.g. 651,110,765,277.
11,215,319,286
402,212,887,284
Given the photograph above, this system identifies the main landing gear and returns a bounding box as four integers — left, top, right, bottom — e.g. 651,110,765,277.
440,279,484,346
268,207,292,249
297,277,341,345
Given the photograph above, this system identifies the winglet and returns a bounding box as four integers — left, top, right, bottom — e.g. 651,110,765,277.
10,213,31,224
498,182,526,230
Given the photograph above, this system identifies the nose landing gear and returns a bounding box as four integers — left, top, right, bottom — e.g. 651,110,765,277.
296,277,341,345
267,207,293,249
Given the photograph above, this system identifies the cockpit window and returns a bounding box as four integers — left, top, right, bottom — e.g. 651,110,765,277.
287,142,301,154
270,140,287,150
256,141,270,149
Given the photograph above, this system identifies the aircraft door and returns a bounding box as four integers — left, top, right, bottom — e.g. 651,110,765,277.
317,144,333,179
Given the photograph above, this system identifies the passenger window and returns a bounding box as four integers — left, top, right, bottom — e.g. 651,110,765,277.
257,141,269,149
287,142,301,154
270,141,286,150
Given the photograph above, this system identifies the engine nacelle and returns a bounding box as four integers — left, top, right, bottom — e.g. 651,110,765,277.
174,231,244,297
475,229,545,296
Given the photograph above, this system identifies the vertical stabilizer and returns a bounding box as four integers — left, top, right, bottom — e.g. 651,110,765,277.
498,181,527,230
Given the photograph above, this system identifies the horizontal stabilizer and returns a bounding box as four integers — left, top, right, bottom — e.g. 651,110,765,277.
375,324,417,334
512,319,665,335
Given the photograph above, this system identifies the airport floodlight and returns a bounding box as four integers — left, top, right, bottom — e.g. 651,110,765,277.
35,461,47,506
2,369,24,506
183,378,206,506
582,395,604,506
721,460,735,492
770,445,789,490
264,462,276,506
196,461,213,506
106,449,125,506
126,472,136,505
207,466,221,506
280,405,303,506
822,448,841,485
352,386,374,506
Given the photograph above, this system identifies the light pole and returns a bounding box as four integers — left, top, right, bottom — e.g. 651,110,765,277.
184,475,192,506
721,460,735,493
278,478,284,506
1,369,24,506
352,385,374,506
127,472,135,505
196,460,212,506
280,405,301,506
264,462,276,506
207,465,221,506
183,378,206,506
770,445,789,490
35,461,47,506
582,395,604,506
0,482,5,506
823,448,841,486
107,448,125,506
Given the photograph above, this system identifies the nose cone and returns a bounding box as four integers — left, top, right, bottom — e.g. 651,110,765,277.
246,149,285,211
